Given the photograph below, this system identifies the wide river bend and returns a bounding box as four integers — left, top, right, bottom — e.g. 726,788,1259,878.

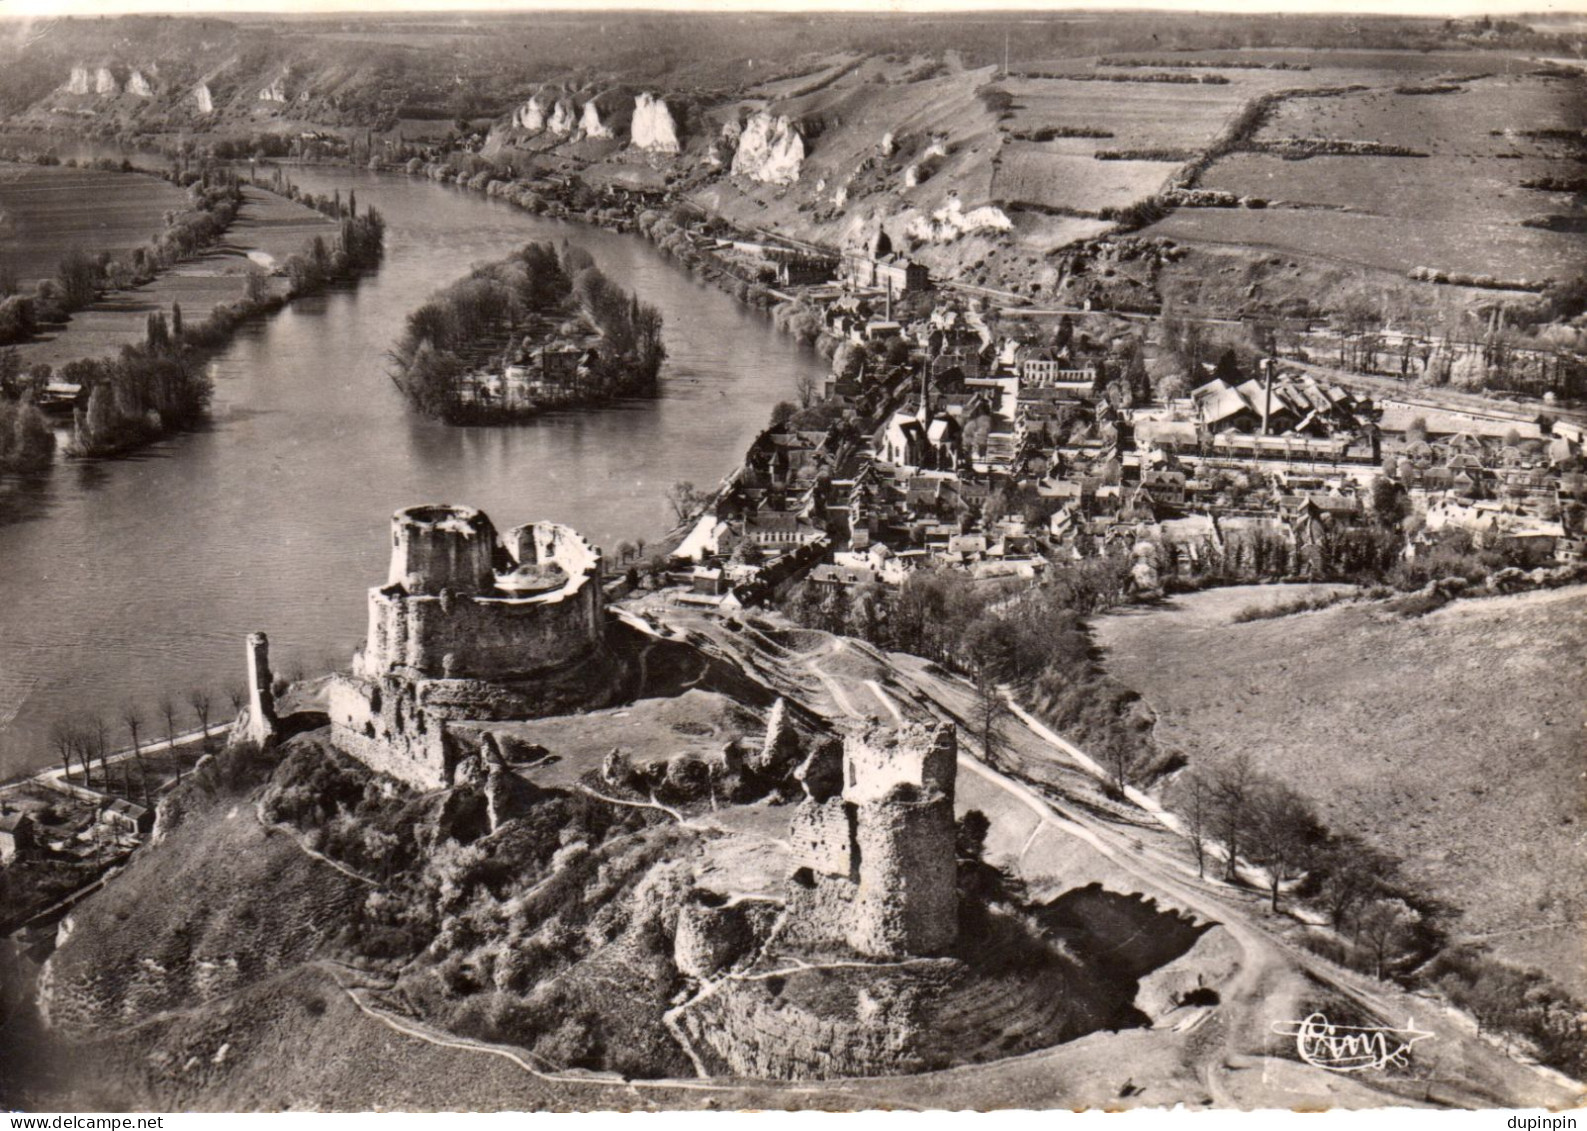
0,168,827,778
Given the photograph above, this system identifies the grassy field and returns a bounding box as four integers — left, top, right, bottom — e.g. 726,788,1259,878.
1003,75,1255,151
1145,203,1583,281
1152,72,1585,282
992,142,1176,213
1094,584,1587,995
12,184,333,369
0,164,189,287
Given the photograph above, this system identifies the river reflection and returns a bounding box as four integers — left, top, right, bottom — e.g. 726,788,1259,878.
0,168,827,778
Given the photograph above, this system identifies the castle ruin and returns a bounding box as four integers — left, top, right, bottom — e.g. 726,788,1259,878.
329,505,609,789
783,721,959,958
230,631,280,749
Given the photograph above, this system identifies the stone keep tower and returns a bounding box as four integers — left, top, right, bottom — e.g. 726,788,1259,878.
845,723,958,957
786,722,958,958
329,504,607,789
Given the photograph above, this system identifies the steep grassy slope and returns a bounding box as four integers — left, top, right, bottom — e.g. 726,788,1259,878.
1094,585,1587,994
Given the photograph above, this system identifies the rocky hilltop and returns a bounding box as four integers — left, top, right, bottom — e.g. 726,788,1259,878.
14,502,1575,1111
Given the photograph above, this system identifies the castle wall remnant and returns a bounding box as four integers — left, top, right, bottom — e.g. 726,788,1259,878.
230,632,279,749
784,722,958,958
330,505,607,789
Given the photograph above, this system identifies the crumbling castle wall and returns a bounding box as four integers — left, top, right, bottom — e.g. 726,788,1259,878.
679,972,929,1079
788,797,854,879
357,508,603,683
673,893,777,979
781,722,959,958
332,505,609,789
844,722,955,805
328,674,452,790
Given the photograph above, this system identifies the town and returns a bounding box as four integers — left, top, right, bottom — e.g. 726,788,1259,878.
624,222,1584,614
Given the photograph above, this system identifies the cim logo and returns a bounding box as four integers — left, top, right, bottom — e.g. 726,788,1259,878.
1271,1012,1434,1072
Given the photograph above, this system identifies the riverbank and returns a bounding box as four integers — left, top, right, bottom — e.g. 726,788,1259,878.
386,159,843,361
0,165,832,782
4,183,384,466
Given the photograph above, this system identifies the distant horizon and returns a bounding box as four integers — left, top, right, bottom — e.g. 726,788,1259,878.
5,0,1587,21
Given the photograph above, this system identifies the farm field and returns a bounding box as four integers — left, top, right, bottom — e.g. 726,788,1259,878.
1145,205,1582,282
12,183,333,369
991,142,1175,213
0,164,189,287
1255,74,1587,152
1152,72,1586,284
1094,584,1587,996
1201,152,1576,229
1002,76,1254,151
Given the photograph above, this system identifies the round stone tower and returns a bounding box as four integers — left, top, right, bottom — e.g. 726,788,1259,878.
388,505,497,595
848,781,958,958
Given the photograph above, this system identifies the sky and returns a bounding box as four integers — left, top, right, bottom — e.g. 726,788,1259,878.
3,0,1586,18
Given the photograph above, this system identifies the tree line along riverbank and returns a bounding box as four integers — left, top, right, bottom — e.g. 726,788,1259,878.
0,157,386,469
392,239,664,424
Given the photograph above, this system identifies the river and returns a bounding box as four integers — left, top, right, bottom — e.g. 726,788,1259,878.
0,167,827,779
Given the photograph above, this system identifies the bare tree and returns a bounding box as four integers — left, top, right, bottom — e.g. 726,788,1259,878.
1180,769,1211,879
1316,833,1393,932
157,695,182,782
1212,752,1256,884
157,696,178,750
1356,898,1420,980
225,682,246,717
121,706,152,809
89,714,111,787
794,370,820,410
50,722,75,784
1246,781,1322,912
971,665,1010,770
666,480,705,525
188,688,212,739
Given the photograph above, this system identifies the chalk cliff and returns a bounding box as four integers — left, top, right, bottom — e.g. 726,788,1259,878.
905,196,1012,243
631,92,681,153
730,110,805,186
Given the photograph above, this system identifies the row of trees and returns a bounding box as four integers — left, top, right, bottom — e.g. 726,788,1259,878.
62,309,212,458
0,173,242,349
48,685,237,809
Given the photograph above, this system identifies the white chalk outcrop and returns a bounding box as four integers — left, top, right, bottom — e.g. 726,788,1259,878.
127,69,154,98
730,110,805,186
905,196,1012,243
259,74,288,103
547,97,577,138
580,98,613,139
66,66,91,95
631,92,680,153
193,83,214,114
95,67,118,96
513,94,548,132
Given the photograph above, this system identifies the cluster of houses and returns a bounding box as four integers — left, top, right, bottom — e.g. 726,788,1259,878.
667,292,1585,605
455,331,603,415
0,792,151,872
